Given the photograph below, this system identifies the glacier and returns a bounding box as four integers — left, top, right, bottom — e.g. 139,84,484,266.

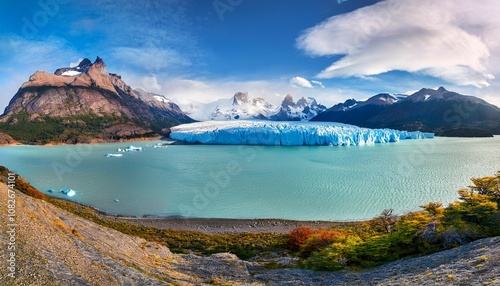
170,121,434,146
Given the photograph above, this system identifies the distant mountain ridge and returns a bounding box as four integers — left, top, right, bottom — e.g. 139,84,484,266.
180,92,326,121
312,87,500,137
0,57,193,144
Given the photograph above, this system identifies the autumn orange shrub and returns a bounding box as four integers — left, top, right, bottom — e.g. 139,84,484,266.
300,229,346,257
287,227,348,257
287,227,314,251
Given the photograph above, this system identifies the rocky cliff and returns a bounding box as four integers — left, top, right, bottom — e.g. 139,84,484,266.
0,57,193,144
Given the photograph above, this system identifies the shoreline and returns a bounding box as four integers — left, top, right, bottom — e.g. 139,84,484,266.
99,215,358,234
0,135,166,147
48,194,361,234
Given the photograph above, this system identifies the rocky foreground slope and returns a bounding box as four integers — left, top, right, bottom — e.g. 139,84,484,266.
1,183,499,285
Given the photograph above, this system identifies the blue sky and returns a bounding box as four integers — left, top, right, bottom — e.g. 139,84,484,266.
1,0,500,111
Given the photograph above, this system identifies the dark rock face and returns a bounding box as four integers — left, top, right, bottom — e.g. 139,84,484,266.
271,95,327,121
312,87,500,136
0,57,194,143
232,92,250,105
54,58,93,76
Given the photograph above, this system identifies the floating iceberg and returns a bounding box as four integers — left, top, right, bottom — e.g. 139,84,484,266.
60,189,76,197
170,121,434,146
105,153,123,158
125,146,142,152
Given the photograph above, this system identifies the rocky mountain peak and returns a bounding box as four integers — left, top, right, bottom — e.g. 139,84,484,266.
365,93,398,105
344,99,357,107
296,97,310,108
232,92,249,105
91,56,108,76
54,56,107,76
77,58,92,71
281,94,295,109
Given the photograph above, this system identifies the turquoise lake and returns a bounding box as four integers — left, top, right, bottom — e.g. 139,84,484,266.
1,137,499,221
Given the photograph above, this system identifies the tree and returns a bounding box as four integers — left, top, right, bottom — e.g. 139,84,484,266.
377,209,398,234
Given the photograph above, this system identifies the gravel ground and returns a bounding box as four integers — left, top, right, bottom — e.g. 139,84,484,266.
1,183,499,285
100,216,352,234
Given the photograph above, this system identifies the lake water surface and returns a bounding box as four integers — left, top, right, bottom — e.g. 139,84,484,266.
1,137,499,220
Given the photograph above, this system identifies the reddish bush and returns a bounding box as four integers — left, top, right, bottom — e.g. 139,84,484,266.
300,229,346,257
287,227,314,251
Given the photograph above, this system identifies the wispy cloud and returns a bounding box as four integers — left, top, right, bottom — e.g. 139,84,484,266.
297,0,500,88
290,76,324,89
141,75,162,93
120,74,350,108
311,80,325,88
111,47,191,73
0,36,80,111
65,0,200,74
290,76,314,88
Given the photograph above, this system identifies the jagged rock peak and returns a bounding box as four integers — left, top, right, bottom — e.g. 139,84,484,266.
281,94,295,109
283,94,294,102
77,58,92,70
232,92,249,105
94,56,105,65
296,97,309,108
92,56,108,76
54,57,108,76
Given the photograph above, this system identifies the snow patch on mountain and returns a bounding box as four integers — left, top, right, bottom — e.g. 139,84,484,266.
61,70,82,76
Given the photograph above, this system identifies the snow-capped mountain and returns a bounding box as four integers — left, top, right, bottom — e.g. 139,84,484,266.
133,88,180,110
176,92,327,122
311,87,500,137
270,94,327,121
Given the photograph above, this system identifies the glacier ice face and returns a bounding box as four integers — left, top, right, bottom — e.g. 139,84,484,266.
170,121,434,146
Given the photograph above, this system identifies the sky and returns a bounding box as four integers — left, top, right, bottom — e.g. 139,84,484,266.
1,0,500,112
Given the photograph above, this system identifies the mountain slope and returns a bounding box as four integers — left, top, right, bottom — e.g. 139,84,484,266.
181,92,326,121
312,87,500,136
0,57,193,144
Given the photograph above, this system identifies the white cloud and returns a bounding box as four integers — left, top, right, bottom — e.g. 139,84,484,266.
0,36,79,112
290,76,314,88
70,58,84,68
111,47,191,73
297,0,500,88
290,77,325,89
159,78,296,106
311,80,325,88
120,74,348,108
141,75,162,93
